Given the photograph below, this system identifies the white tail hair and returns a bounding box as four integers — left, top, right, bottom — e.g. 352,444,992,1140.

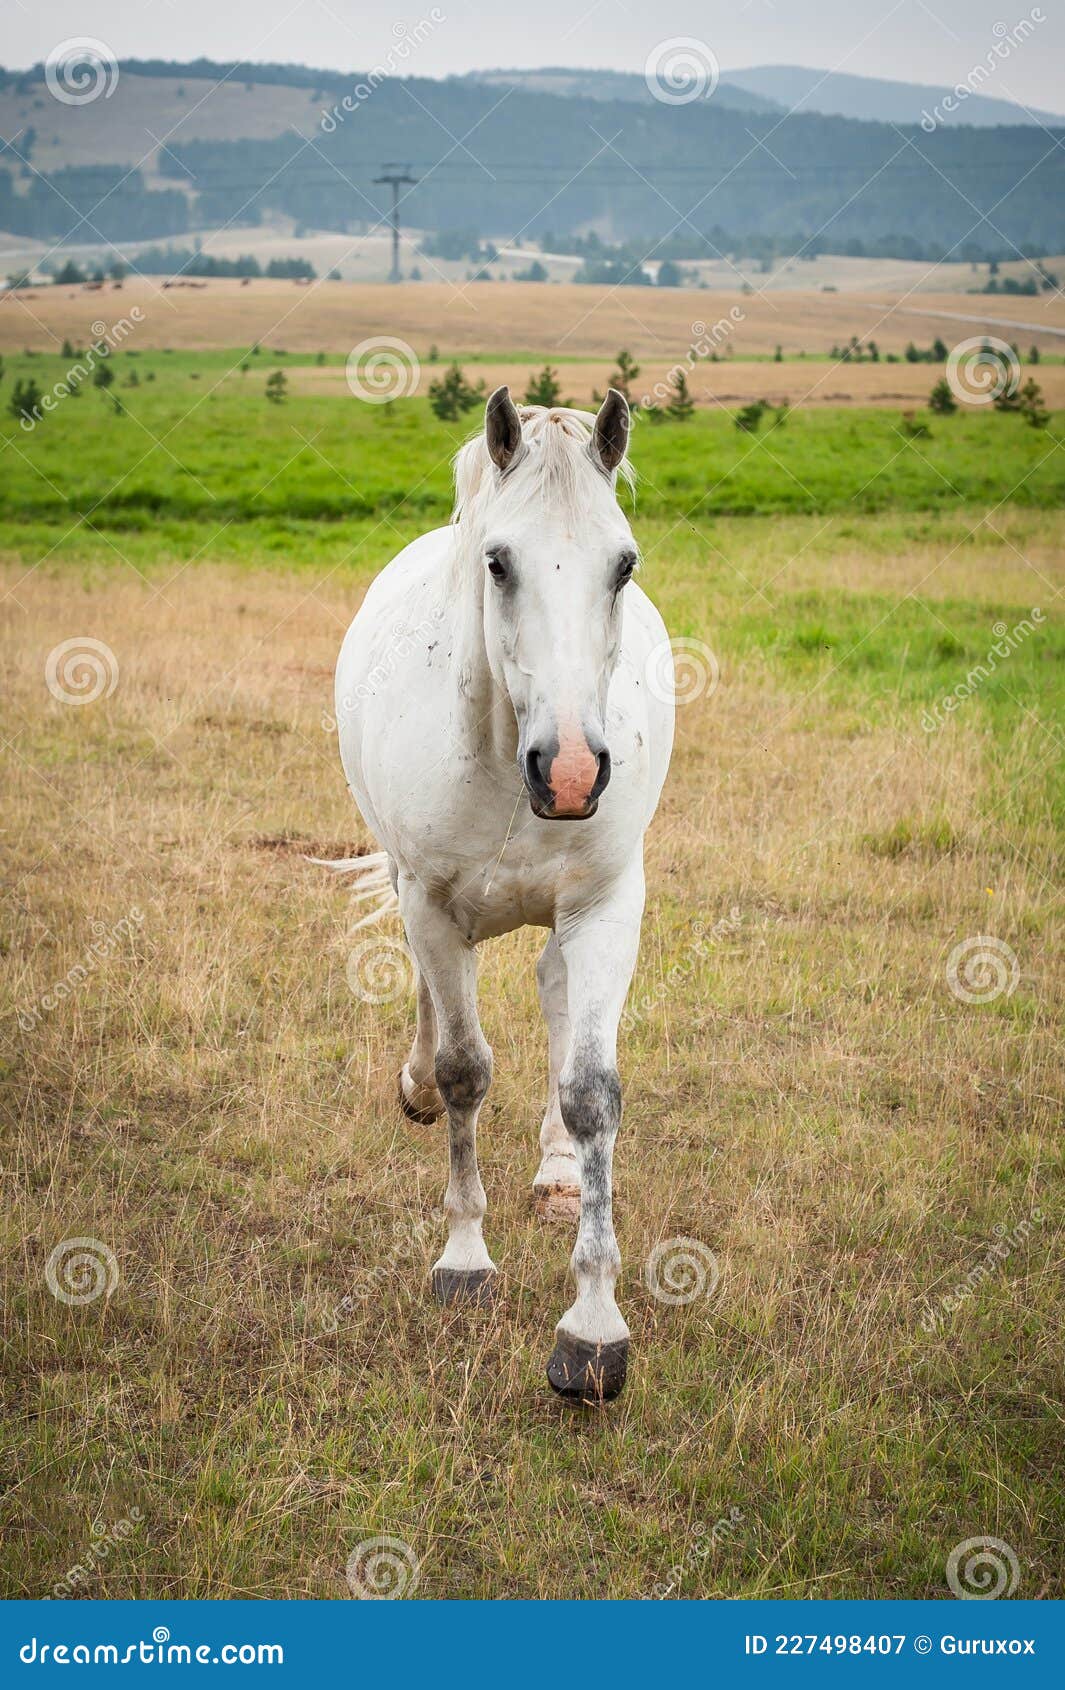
308,850,399,929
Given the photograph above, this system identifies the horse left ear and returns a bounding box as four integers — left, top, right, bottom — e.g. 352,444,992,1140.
591,388,630,474
486,386,524,473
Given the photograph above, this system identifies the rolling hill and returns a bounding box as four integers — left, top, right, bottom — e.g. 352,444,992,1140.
1,60,1063,263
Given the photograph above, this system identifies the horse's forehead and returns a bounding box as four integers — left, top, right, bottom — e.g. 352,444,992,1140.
490,479,625,548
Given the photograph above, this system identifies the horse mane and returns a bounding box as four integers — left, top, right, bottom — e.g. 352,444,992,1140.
451,405,635,535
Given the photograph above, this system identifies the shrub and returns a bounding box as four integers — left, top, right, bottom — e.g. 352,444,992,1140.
735,400,766,433
523,366,563,407
427,363,485,420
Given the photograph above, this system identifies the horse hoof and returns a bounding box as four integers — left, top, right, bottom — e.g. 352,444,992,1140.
533,1183,581,1222
397,1069,444,1125
546,1332,629,1404
431,1266,496,1307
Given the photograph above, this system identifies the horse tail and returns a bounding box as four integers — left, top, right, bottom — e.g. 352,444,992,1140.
307,850,400,929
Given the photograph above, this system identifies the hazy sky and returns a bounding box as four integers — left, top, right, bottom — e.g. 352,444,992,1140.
6,0,1063,109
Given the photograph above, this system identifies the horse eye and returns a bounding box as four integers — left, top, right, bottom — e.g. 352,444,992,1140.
615,552,637,587
486,549,510,581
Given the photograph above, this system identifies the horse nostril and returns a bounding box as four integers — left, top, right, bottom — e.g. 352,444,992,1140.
523,745,554,805
590,748,611,802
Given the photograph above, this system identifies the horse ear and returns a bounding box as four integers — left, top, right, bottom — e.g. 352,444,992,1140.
591,388,630,473
485,386,523,472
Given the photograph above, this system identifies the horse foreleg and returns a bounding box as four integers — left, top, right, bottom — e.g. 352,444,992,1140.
399,880,495,1306
547,867,644,1403
398,964,445,1124
533,932,580,1218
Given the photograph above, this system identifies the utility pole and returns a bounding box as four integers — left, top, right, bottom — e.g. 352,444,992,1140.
373,164,417,282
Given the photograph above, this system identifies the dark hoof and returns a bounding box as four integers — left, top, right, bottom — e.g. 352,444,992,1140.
431,1266,496,1307
397,1071,444,1125
547,1332,629,1404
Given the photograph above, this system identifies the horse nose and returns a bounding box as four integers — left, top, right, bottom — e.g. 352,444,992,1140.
523,737,611,818
523,744,556,809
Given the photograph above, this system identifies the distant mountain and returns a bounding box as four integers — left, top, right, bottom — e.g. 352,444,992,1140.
467,63,1065,130
2,62,1062,261
723,65,1065,129
464,66,782,116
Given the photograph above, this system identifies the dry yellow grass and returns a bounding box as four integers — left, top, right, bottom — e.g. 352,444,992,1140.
3,277,1064,362
291,358,1065,410
1,508,1061,1598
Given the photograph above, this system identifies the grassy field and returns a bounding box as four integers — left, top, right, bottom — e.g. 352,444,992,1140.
4,276,1065,363
1,342,1062,1599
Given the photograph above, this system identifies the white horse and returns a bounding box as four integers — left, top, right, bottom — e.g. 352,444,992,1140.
331,388,674,1402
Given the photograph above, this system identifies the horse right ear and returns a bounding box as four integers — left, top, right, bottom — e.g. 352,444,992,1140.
486,386,524,473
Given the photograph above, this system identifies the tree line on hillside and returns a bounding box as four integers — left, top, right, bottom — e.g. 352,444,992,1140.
3,67,1062,256
49,72,1054,256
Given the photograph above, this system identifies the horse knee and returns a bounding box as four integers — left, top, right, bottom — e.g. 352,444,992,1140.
559,1060,620,1143
435,1040,492,1114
